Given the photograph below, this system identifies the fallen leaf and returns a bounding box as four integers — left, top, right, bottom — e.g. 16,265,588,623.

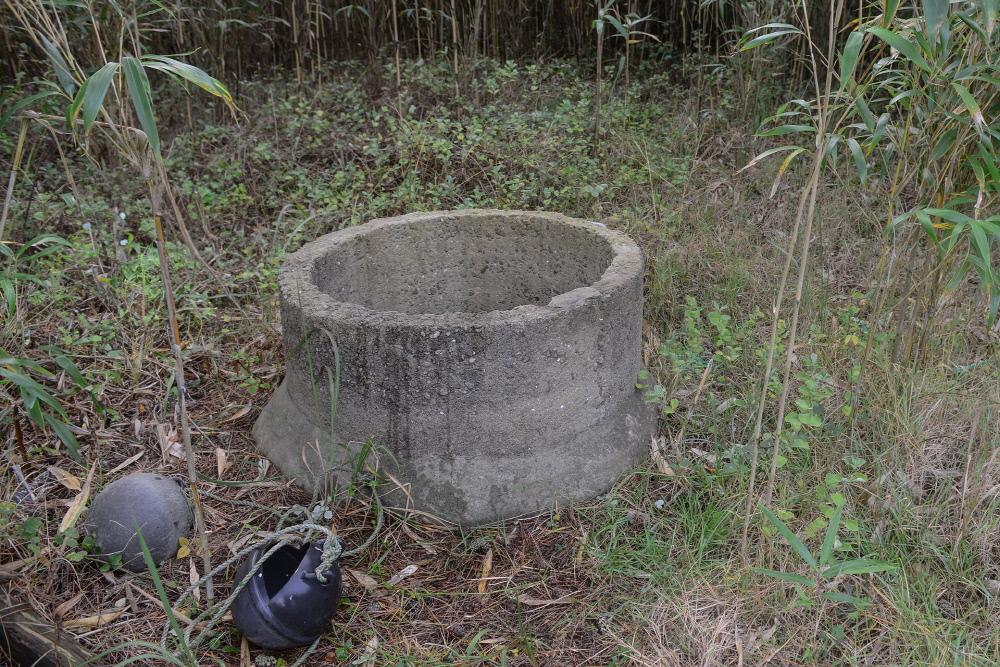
822,375,853,391
59,464,97,534
107,451,145,476
690,447,717,465
48,466,81,491
386,564,418,587
129,583,192,625
156,422,182,462
650,435,675,476
215,405,252,426
363,633,379,657
176,537,191,559
216,447,230,478
53,592,84,619
625,509,651,526
399,521,437,554
349,568,379,592
133,417,142,437
190,558,200,602
478,549,493,594
63,610,122,628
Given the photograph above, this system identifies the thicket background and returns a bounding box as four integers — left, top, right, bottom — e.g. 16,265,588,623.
2,1,1000,665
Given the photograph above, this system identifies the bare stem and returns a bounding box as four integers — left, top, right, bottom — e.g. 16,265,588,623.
147,176,214,603
0,120,29,243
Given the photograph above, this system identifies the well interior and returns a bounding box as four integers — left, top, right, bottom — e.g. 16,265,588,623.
312,215,613,315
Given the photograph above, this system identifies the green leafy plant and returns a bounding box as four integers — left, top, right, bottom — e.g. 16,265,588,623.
755,501,896,610
603,7,659,94
0,346,91,461
0,501,43,555
744,0,1000,337
1,233,70,319
592,0,617,146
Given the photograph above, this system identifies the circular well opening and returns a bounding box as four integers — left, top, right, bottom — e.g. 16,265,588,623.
311,215,614,315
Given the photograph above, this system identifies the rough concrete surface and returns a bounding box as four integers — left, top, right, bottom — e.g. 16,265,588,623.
253,210,656,525
82,473,192,572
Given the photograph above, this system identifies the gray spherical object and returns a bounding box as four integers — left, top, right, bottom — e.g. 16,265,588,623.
82,473,192,572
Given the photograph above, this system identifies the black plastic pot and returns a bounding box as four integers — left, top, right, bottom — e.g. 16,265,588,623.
231,540,343,650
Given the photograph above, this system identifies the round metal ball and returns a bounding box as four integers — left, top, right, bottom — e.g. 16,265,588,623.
82,473,192,572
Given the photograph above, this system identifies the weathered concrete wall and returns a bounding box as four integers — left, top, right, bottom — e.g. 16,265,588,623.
253,210,656,525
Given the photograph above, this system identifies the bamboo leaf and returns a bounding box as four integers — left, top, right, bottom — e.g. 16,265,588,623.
81,62,120,135
977,0,999,38
946,219,968,253
820,501,844,569
759,504,818,571
821,591,871,607
955,12,988,41
0,279,13,317
915,210,942,251
868,26,931,73
930,128,958,161
979,144,1000,188
66,79,87,135
140,56,233,107
738,145,809,173
753,568,817,587
40,36,77,94
945,260,971,292
135,526,196,664
0,91,60,136
845,137,868,184
872,112,891,144
973,219,1000,236
746,21,803,32
0,368,65,414
951,82,985,132
44,413,81,461
121,57,160,160
854,95,875,131
888,89,926,107
923,0,949,43
824,559,897,577
53,355,86,388
741,29,803,51
925,208,972,223
605,14,627,39
968,220,991,262
884,0,901,28
757,124,816,136
989,285,1000,326
18,234,72,261
839,31,866,92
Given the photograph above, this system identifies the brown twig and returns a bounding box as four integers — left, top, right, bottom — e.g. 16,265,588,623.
148,177,214,603
0,120,29,243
